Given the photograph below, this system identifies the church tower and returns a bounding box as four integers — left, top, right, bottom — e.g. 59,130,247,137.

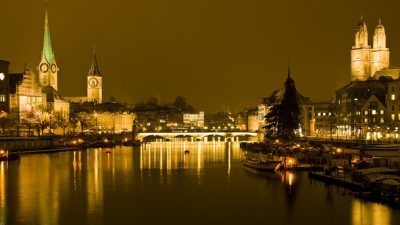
38,4,59,90
370,19,390,76
87,48,102,104
351,17,371,81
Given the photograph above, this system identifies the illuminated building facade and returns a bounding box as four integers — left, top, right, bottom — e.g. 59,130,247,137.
0,61,10,116
183,111,204,128
351,17,390,81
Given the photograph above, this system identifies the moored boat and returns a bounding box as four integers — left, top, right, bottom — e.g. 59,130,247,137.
243,160,280,172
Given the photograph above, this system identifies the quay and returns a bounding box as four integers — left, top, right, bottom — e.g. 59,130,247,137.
308,171,365,191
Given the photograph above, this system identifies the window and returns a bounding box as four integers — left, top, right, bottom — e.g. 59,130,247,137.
322,112,326,116
392,94,396,100
392,114,395,121
0,94,5,102
380,110,384,115
364,111,368,115
381,118,384,123
317,112,321,117
372,110,377,115
392,105,395,111
364,118,368,123
392,86,395,92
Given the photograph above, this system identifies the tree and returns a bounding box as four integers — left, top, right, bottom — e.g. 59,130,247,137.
76,112,95,134
264,70,300,140
264,104,282,138
58,116,69,136
280,73,300,138
173,96,195,112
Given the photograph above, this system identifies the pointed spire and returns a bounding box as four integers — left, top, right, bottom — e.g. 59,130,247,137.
42,0,54,63
287,61,291,79
89,45,102,76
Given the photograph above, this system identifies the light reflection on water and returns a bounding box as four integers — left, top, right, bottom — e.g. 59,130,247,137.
0,142,398,225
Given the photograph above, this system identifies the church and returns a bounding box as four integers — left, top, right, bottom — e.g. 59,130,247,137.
0,4,134,136
334,17,400,140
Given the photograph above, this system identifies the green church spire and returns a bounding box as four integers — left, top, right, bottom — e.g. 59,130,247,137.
42,2,54,63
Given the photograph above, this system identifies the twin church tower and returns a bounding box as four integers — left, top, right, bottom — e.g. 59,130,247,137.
351,17,390,81
39,6,103,104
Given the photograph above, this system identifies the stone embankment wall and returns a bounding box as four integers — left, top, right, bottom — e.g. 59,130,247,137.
0,137,60,151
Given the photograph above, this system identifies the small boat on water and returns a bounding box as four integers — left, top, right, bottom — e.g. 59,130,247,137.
0,150,20,161
243,160,280,172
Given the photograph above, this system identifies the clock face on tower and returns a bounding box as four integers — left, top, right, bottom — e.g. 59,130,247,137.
40,63,48,73
89,77,99,88
51,64,57,73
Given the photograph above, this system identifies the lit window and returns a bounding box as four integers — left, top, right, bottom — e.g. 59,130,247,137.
392,94,396,100
372,110,377,115
317,112,321,116
398,113,400,120
0,94,5,102
381,118,384,123
392,114,395,121
380,110,384,115
322,112,326,116
364,118,368,123
364,111,368,115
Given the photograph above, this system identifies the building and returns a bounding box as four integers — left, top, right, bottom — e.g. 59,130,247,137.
313,101,334,138
351,18,390,81
65,48,104,104
183,111,204,128
0,61,10,116
38,7,70,128
334,78,388,139
70,102,135,134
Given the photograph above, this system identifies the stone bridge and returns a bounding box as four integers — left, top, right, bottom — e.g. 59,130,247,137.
137,131,257,142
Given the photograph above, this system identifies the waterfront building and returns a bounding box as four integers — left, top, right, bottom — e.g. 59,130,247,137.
334,78,388,139
313,101,333,138
70,102,135,134
360,95,386,140
183,111,204,128
0,61,10,117
247,113,259,133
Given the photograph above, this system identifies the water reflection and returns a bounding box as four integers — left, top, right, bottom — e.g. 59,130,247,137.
351,199,392,225
0,161,6,224
139,141,243,171
0,143,398,225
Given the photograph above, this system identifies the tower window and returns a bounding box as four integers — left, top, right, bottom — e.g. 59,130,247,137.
391,94,396,100
0,94,5,102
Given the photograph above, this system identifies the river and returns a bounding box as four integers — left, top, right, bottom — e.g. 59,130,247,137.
0,141,399,225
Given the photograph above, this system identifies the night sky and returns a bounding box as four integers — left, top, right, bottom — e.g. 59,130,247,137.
1,0,400,112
